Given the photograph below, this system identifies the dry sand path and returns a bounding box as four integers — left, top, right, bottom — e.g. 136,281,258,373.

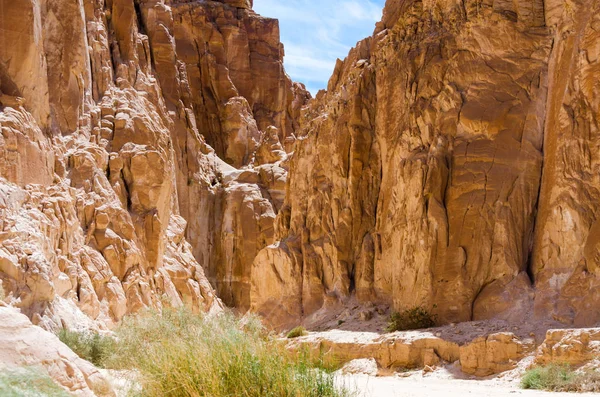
339,374,600,396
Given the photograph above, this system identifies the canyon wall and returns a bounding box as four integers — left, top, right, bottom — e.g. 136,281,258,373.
0,0,307,329
1,0,600,335
251,0,600,328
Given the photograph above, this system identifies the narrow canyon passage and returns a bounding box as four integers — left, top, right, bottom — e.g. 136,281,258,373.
0,0,600,395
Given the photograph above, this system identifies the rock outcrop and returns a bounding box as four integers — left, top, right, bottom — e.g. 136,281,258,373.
0,0,308,329
288,328,531,376
536,328,600,366
289,326,600,377
251,0,600,329
459,333,528,376
0,306,114,396
137,0,309,309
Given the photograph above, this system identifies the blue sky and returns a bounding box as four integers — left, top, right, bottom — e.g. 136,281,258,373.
253,0,386,95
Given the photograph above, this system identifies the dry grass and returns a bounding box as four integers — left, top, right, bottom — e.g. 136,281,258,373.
101,308,350,397
287,326,308,339
521,363,600,392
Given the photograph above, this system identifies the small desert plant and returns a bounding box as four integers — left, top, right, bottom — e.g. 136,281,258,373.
521,363,575,391
520,363,600,392
286,326,308,339
0,367,68,397
57,329,116,368
104,308,349,397
386,306,437,332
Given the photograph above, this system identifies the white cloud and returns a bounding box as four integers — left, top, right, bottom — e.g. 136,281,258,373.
342,1,383,22
253,0,385,95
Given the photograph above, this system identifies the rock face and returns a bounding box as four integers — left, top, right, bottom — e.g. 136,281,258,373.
287,330,461,372
0,306,114,396
288,329,530,376
536,328,600,366
531,0,600,327
251,0,600,329
136,0,309,309
0,0,308,330
459,333,527,376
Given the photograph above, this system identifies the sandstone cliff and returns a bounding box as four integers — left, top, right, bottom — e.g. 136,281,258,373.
0,0,308,331
251,0,600,329
1,0,600,343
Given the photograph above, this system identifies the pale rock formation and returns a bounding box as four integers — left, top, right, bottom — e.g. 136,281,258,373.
0,107,54,186
535,328,600,366
290,325,600,377
0,0,308,329
459,333,528,376
135,0,310,308
0,306,114,396
288,329,529,376
287,330,460,371
339,358,379,376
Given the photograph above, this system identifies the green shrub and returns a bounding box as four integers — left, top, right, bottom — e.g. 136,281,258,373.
386,306,437,332
286,326,308,339
521,363,575,391
0,367,68,397
105,308,349,397
57,329,116,368
521,364,600,392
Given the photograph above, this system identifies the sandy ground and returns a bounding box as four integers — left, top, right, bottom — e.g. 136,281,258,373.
338,374,600,397
334,356,600,397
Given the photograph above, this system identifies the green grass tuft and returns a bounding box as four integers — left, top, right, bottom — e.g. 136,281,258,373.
57,329,116,368
286,326,308,339
521,363,600,392
386,306,437,332
0,367,68,397
103,308,349,397
521,363,575,391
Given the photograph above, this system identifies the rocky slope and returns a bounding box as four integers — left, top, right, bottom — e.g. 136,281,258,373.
251,0,600,329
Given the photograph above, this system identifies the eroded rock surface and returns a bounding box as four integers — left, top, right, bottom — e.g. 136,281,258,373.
251,0,600,330
0,0,308,329
531,0,600,327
